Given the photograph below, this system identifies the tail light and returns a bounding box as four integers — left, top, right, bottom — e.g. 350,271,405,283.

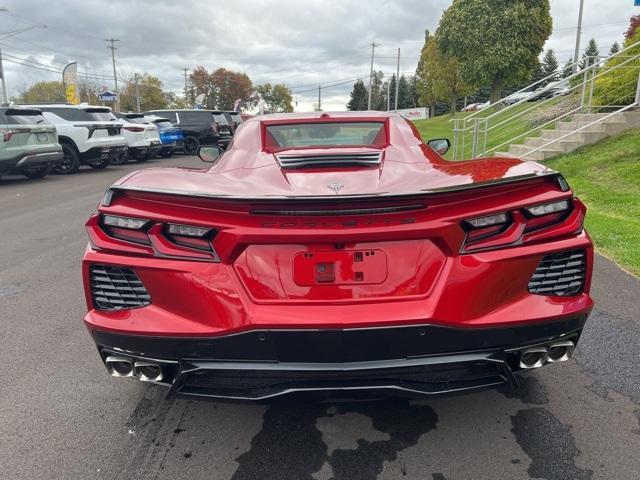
124,126,145,132
211,122,219,134
462,198,582,252
87,214,219,261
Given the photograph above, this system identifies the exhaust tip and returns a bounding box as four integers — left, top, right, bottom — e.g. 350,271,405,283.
105,356,134,377
547,341,575,363
519,348,547,369
134,361,163,382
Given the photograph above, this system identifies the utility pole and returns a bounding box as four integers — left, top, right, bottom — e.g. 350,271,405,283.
394,48,400,112
134,73,141,112
573,0,584,72
386,77,390,111
105,38,120,110
182,68,189,106
318,85,321,111
0,49,7,104
367,42,377,110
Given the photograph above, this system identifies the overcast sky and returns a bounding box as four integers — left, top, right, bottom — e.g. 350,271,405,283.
1,0,638,111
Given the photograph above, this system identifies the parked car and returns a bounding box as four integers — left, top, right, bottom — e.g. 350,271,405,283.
221,110,243,133
111,112,162,163
0,106,62,180
82,111,594,401
462,101,490,112
502,91,536,105
210,110,233,148
145,115,184,157
144,109,226,155
26,104,127,174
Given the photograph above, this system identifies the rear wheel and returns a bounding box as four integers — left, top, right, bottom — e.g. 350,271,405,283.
88,157,110,169
55,144,81,175
184,136,199,155
23,165,50,179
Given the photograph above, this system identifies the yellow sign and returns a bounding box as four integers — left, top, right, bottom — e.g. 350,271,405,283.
63,62,80,104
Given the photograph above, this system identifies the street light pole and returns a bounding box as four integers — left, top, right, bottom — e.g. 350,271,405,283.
134,73,141,112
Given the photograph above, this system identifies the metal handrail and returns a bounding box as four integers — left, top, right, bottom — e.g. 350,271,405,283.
451,38,640,159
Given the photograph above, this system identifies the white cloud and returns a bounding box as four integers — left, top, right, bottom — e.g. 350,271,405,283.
0,0,637,110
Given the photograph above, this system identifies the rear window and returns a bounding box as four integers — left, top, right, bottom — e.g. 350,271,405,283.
85,109,117,121
266,122,386,148
4,109,48,125
212,113,229,124
178,111,212,124
230,113,242,123
147,111,177,122
42,108,93,121
154,120,173,129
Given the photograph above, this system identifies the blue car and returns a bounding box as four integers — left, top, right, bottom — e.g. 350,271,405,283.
147,116,184,157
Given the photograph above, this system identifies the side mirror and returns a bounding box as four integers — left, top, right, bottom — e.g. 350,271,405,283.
197,145,222,163
427,138,451,156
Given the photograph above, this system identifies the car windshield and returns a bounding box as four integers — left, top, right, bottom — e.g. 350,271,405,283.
266,122,385,148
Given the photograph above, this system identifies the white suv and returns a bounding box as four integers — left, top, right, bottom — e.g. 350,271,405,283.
112,112,162,163
24,104,128,174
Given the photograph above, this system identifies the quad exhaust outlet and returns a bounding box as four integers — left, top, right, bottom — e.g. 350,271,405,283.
104,354,168,382
518,341,575,369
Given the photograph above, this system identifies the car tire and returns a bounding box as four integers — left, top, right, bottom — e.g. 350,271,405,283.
23,165,50,179
56,144,81,175
184,136,200,155
88,158,110,169
110,151,128,165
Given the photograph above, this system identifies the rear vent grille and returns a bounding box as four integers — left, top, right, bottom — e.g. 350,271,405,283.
275,152,382,169
528,249,586,296
90,265,151,310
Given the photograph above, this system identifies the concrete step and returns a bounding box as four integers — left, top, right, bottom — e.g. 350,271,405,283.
571,113,627,124
556,121,608,132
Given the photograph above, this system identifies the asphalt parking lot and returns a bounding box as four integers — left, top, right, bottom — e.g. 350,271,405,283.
1,155,639,480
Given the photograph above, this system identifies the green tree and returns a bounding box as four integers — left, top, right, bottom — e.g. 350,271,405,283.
397,75,414,109
119,74,168,112
416,31,439,116
562,59,574,79
437,0,552,103
16,80,66,103
210,68,253,110
541,49,559,81
431,53,474,114
347,79,368,110
579,38,600,69
609,41,620,56
255,83,293,113
592,28,640,107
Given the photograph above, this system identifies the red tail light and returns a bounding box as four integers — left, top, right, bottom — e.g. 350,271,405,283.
462,198,583,252
124,126,145,132
87,214,219,261
1,130,13,142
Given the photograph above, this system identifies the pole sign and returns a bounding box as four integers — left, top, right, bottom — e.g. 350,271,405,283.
97,90,117,102
396,107,430,121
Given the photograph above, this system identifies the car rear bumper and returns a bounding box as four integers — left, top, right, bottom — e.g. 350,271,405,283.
80,145,128,162
0,150,63,174
91,315,587,400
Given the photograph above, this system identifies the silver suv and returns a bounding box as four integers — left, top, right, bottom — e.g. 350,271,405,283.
0,107,62,180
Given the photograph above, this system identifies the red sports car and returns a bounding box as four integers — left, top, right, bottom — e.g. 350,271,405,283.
82,112,593,400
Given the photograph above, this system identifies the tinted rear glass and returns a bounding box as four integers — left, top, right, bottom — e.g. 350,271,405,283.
178,111,212,123
86,110,117,121
266,122,385,148
154,121,173,129
213,114,229,124
43,108,93,121
4,110,48,125
230,113,242,123
147,111,177,122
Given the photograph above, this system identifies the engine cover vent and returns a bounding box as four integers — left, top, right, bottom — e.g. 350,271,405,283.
275,151,382,169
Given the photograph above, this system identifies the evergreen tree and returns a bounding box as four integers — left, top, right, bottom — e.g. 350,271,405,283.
397,75,413,109
609,41,620,56
346,79,368,110
579,39,600,69
541,49,559,81
562,60,574,78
